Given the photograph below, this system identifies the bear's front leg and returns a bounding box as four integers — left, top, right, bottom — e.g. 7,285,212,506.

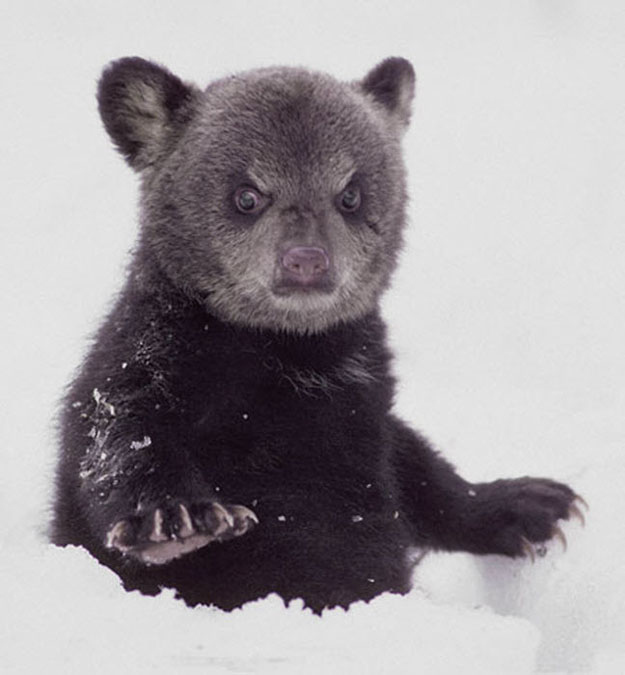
444,476,586,558
391,417,586,558
78,435,259,566
59,383,258,566
78,436,259,565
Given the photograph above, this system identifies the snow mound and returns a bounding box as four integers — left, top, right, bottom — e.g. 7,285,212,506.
1,539,538,674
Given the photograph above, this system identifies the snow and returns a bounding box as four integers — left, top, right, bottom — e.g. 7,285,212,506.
2,1,625,672
1,539,542,675
130,436,152,450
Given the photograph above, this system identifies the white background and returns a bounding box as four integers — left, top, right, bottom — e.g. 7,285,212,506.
1,1,624,672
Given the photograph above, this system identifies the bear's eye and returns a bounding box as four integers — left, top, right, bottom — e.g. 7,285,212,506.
338,185,361,213
234,186,264,214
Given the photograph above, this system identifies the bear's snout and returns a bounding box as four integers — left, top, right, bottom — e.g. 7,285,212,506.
280,246,330,286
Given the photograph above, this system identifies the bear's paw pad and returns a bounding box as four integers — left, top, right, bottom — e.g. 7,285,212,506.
105,501,258,565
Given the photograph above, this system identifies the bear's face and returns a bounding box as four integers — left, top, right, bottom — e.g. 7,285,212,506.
98,58,415,333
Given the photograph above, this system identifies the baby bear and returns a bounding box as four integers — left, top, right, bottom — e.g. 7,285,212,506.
52,56,584,613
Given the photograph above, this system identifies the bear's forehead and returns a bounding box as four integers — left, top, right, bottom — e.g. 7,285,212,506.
204,70,375,139
192,69,386,184
204,66,347,109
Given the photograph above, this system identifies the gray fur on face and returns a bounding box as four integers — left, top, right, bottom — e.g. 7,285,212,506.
101,58,415,333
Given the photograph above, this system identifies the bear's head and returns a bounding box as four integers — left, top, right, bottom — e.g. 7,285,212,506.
98,57,415,333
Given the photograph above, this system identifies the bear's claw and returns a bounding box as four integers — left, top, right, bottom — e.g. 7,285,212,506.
569,496,588,527
517,494,587,562
105,500,258,565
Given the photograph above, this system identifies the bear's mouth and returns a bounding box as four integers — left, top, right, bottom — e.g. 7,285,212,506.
269,280,341,315
271,277,335,296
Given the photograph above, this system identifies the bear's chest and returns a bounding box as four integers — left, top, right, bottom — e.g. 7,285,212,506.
167,323,397,519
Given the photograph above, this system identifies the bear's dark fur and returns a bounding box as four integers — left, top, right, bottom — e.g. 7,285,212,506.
52,57,582,613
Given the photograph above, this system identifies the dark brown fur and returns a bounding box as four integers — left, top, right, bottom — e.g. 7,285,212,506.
52,58,581,613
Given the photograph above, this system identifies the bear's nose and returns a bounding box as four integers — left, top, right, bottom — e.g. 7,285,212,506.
281,246,330,285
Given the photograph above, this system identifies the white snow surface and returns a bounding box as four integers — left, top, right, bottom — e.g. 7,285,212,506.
2,1,625,672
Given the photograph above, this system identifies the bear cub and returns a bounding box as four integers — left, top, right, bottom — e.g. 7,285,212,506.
52,56,584,613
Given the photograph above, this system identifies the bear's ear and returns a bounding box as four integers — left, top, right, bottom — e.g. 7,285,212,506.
361,57,416,129
97,57,200,171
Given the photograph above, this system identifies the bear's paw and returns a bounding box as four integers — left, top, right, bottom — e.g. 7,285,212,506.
468,477,587,560
105,501,258,565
